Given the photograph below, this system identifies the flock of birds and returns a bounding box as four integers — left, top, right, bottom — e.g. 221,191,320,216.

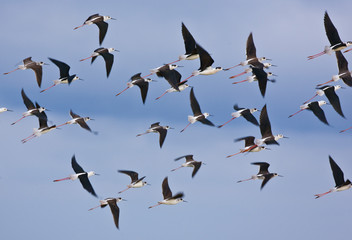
1,11,352,230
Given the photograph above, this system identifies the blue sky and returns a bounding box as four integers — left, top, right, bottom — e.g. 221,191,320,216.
0,0,351,239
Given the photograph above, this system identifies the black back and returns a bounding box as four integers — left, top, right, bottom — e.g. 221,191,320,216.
323,86,344,117
48,58,71,79
307,101,329,125
196,43,214,71
95,21,108,45
235,136,256,147
118,170,139,182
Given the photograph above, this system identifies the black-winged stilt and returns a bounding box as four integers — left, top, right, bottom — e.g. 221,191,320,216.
56,110,97,134
218,104,259,128
289,101,329,125
137,122,172,148
80,47,118,77
117,170,149,194
226,136,269,158
171,155,203,178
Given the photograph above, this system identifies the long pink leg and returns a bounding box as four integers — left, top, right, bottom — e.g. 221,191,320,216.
167,59,181,64
179,74,195,85
11,116,26,125
223,63,241,71
307,51,326,60
218,117,236,128
237,177,254,183
21,134,36,143
303,94,318,104
226,151,242,158
115,86,130,96
232,79,248,84
136,132,149,137
142,73,153,78
74,24,85,30
171,166,183,172
3,68,20,75
340,126,352,133
40,84,57,93
316,79,334,87
155,91,168,100
148,203,161,209
229,71,246,79
79,56,93,62
56,122,69,128
118,186,131,194
344,48,352,53
288,109,305,118
88,205,101,211
314,190,332,199
180,122,191,133
53,177,71,182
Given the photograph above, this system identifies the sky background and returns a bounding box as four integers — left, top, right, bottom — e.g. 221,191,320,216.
0,0,352,239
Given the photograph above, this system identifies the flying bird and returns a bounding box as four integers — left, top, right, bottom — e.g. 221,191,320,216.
218,104,259,128
115,73,153,104
117,170,148,194
315,156,352,198
224,32,271,71
181,87,214,132
257,105,286,145
181,43,222,83
178,22,199,61
317,51,352,87
226,136,269,158
56,110,97,134
148,177,185,209
289,101,329,125
88,197,124,229
41,58,81,93
237,162,282,190
11,89,47,125
136,122,172,148
303,85,344,118
80,47,118,77
53,155,98,197
308,11,352,60
3,57,47,87
74,13,116,45
228,63,274,79
21,105,56,143
0,107,12,113
171,155,203,178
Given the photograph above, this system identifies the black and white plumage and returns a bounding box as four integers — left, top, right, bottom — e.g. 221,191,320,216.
258,105,286,145
181,87,214,132
237,162,282,190
156,64,183,91
171,155,203,178
179,22,199,61
251,67,269,97
88,197,123,229
315,156,352,198
148,177,185,208
218,104,259,128
118,170,148,193
74,14,116,45
115,73,153,104
41,58,80,93
308,11,352,60
226,136,268,158
11,89,47,125
192,43,222,76
56,110,96,134
53,155,98,197
80,47,118,77
289,100,329,125
317,85,344,117
136,122,172,148
3,57,46,87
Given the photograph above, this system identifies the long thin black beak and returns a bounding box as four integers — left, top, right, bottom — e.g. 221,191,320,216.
95,173,100,176
6,109,13,112
278,175,284,177
111,18,117,20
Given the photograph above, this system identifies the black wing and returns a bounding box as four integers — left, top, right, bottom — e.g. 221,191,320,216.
252,67,268,97
171,192,184,200
261,174,275,190
329,156,345,187
69,109,81,119
182,22,197,55
259,105,273,138
246,32,257,59
252,162,270,175
335,51,352,86
131,73,142,81
107,199,120,229
100,52,114,77
190,87,202,116
241,109,259,126
78,174,97,197
159,68,181,91
71,155,85,173
233,104,244,111
191,161,202,178
199,118,215,126
151,122,160,128
162,177,172,199
235,136,256,147
48,58,70,78
324,11,342,46
135,79,149,104
174,155,192,161
196,43,214,71
24,58,43,87
324,87,344,117
76,119,92,132
21,89,35,110
118,170,139,182
36,103,48,129
85,14,100,22
156,127,167,148
95,21,108,45
308,102,329,125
